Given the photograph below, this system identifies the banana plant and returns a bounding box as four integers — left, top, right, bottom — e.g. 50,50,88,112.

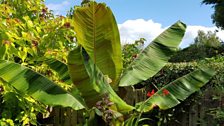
0,1,216,125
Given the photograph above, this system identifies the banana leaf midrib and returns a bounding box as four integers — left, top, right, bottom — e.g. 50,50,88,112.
92,2,97,63
73,2,123,88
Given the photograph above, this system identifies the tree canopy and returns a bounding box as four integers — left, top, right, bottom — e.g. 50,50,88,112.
194,30,222,48
169,30,223,62
202,0,224,29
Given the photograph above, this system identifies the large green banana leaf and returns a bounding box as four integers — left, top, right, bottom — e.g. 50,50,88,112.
0,60,86,110
82,48,134,113
73,2,122,88
119,21,186,87
137,66,216,112
67,46,93,102
68,47,134,113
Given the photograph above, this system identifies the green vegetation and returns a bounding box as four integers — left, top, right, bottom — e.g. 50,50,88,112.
0,0,222,125
143,58,224,125
121,21,224,126
170,30,224,62
0,0,76,125
202,0,224,29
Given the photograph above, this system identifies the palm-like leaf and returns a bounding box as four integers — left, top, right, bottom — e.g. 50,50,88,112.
68,47,134,113
82,48,134,113
137,66,216,112
119,21,186,87
73,2,122,88
0,60,86,110
68,46,97,105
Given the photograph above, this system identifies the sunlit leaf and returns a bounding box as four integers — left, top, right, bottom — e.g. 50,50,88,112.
73,2,123,88
119,21,186,87
0,60,86,110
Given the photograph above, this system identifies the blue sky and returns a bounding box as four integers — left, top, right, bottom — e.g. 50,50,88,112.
45,0,224,48
45,0,213,26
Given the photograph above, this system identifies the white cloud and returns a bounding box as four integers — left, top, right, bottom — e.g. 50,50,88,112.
118,19,163,45
118,19,224,48
46,0,70,15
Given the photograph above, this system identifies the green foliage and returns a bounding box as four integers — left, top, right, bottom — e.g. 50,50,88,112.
122,38,145,68
0,0,77,125
0,0,75,63
0,0,47,20
72,2,123,88
208,107,224,124
119,21,186,87
142,58,224,125
0,1,217,125
194,30,222,48
82,48,134,113
0,81,47,125
0,118,14,126
170,30,223,62
202,0,224,29
138,66,215,112
0,60,86,110
200,56,224,125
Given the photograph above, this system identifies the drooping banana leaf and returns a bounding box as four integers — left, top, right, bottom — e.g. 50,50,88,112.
73,2,123,88
82,48,134,113
137,66,216,112
0,60,86,110
68,46,134,113
68,46,96,105
119,21,186,87
45,58,71,84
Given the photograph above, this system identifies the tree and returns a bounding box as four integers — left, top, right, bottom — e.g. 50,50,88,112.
0,0,76,125
194,30,221,48
169,30,222,62
202,0,224,29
